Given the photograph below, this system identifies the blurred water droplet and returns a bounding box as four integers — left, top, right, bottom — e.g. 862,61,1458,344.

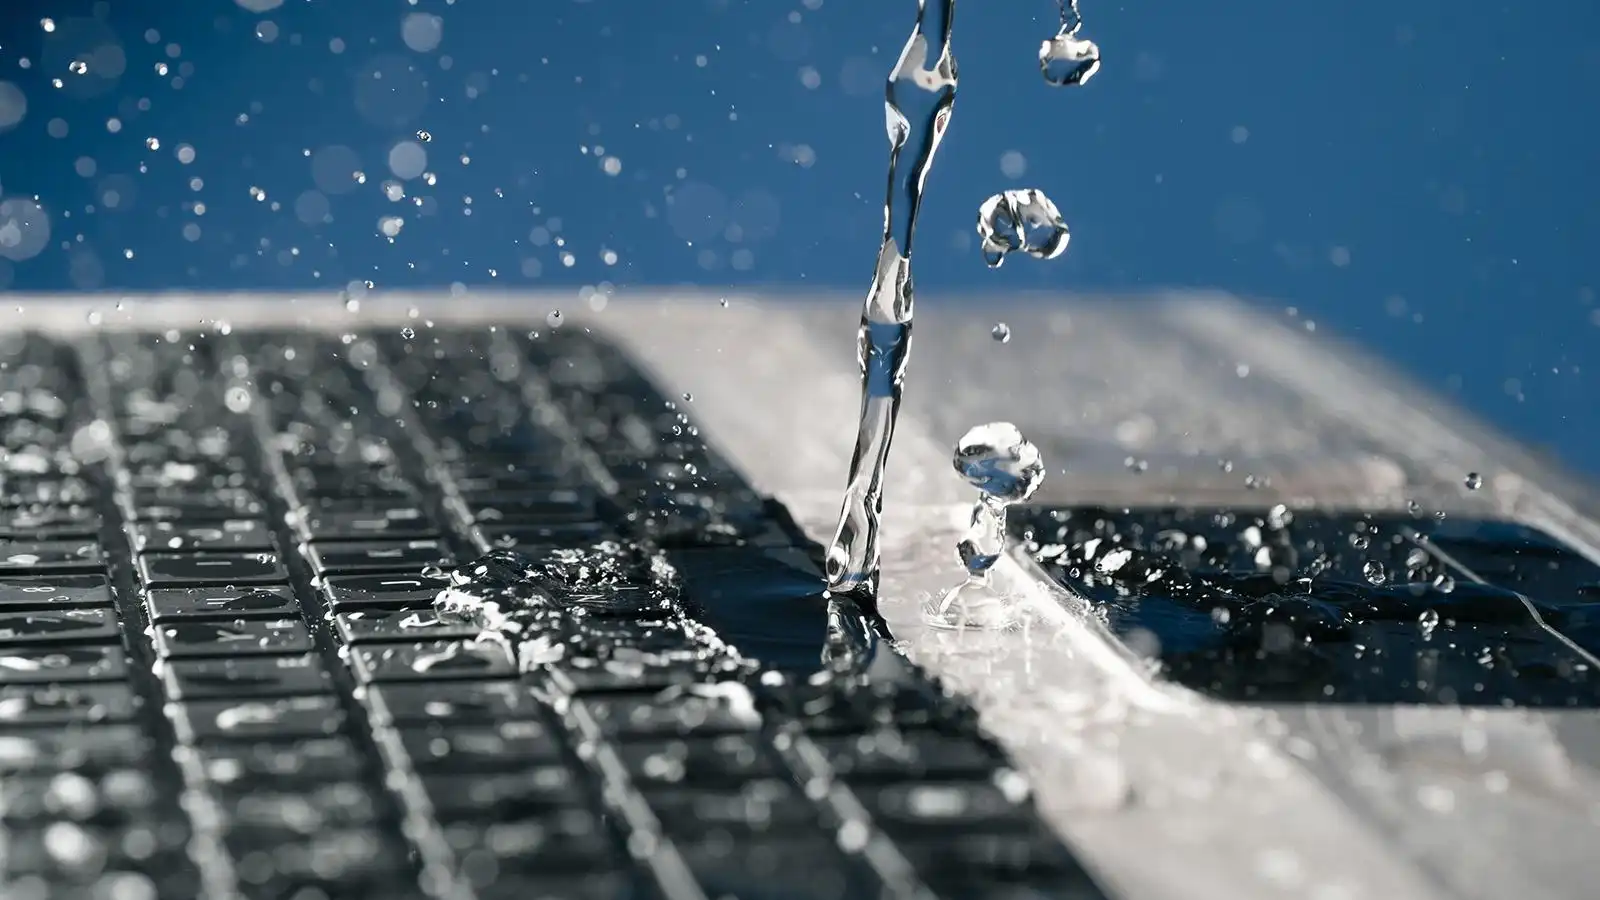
991,322,1011,342
977,189,1070,268
1418,607,1440,640
546,309,563,327
1362,559,1387,585
400,326,416,340
1432,573,1456,593
343,297,360,313
416,130,432,142
681,392,693,402
1464,472,1483,490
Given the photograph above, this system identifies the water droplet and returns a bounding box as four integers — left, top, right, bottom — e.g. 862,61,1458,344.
1432,573,1456,594
1418,607,1440,640
343,297,360,313
1040,30,1101,87
145,137,160,151
68,60,88,75
400,326,416,340
546,309,563,327
1362,559,1387,585
952,422,1044,504
976,189,1070,268
416,130,432,142
718,297,729,308
991,322,1011,343
681,392,693,402
1464,472,1483,491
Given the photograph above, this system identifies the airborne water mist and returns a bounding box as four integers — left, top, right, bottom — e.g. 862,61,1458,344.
824,0,958,596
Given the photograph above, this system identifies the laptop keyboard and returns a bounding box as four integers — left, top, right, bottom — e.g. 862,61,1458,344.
0,327,1107,900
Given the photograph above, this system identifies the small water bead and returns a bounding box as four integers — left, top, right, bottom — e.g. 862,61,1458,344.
991,322,1011,343
546,309,563,327
416,130,432,142
400,326,416,340
1040,29,1101,87
1464,472,1483,491
1418,607,1440,640
1362,559,1387,585
953,422,1045,504
976,189,1070,268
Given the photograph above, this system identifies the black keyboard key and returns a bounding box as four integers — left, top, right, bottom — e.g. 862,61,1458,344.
132,486,265,521
439,811,617,873
676,835,876,900
334,606,482,644
475,875,635,900
307,539,453,575
645,781,820,836
297,505,436,541
617,735,781,787
0,539,103,573
170,695,346,743
1,475,92,507
161,654,333,700
363,680,542,726
145,585,300,620
0,504,99,539
575,690,763,739
471,490,599,524
0,644,127,684
812,730,1006,781
0,725,152,774
131,519,275,553
224,827,409,897
138,552,288,587
0,768,163,823
199,737,366,786
480,521,614,549
422,767,588,821
0,683,139,725
0,574,113,608
350,639,515,683
394,720,565,771
858,781,1038,835
323,573,442,609
154,617,314,658
0,607,119,645
219,781,383,833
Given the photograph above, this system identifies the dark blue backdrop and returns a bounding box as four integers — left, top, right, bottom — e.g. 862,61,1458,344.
1,1,1595,474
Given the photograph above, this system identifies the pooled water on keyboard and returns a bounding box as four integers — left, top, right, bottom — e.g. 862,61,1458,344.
825,0,958,597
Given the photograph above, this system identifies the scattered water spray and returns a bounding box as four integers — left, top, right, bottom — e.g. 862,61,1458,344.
976,189,1071,268
1041,0,1102,87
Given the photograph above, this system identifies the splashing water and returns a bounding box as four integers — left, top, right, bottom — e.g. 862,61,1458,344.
825,0,958,596
927,423,1044,629
1040,0,1101,87
977,189,1070,268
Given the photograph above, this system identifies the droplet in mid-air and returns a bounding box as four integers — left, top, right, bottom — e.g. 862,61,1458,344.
1041,0,1101,87
546,309,563,327
1418,607,1440,640
991,322,1011,343
1362,559,1387,585
928,422,1044,630
1040,30,1101,87
1464,472,1483,491
953,422,1045,504
976,189,1070,268
416,130,432,142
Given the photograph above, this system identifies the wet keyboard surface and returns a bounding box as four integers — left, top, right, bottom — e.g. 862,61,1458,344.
0,327,1107,900
1015,506,1600,707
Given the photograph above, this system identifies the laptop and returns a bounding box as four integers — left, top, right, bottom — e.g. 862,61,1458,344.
2,290,1598,900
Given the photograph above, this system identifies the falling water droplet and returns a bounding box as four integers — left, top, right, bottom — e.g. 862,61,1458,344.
1363,559,1387,585
681,392,693,402
1418,607,1440,640
991,322,1011,343
1464,472,1483,491
976,189,1070,268
343,297,360,313
1040,0,1102,86
928,423,1043,630
416,130,432,142
1432,573,1456,593
546,310,563,327
826,0,958,597
400,326,416,340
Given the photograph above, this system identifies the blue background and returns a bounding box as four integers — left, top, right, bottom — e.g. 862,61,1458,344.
1,1,1595,474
